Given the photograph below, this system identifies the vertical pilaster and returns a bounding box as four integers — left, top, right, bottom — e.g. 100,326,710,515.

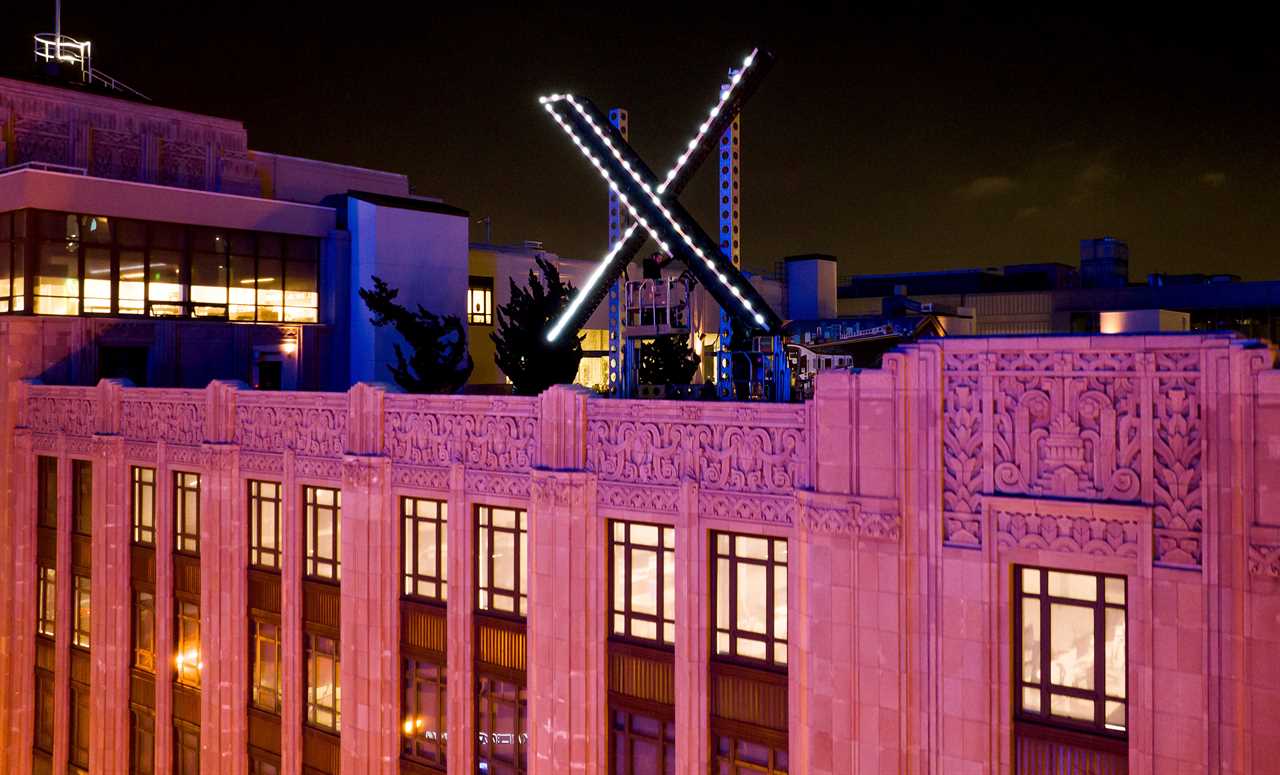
155,442,174,775
52,437,71,775
7,427,36,775
674,478,710,774
445,462,475,775
279,450,302,775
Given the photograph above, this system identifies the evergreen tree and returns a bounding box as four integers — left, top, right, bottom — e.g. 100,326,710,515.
491,257,583,395
358,276,473,393
638,334,701,386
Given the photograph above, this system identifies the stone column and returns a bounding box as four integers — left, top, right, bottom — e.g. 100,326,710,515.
279,450,303,775
527,470,606,775
154,442,175,775
340,383,399,775
673,479,710,774
445,462,475,775
339,454,397,775
90,431,130,775
52,437,72,774
201,381,248,775
5,427,36,774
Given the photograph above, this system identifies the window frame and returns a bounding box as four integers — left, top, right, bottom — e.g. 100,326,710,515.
250,616,283,714
173,471,201,555
303,486,341,582
475,505,528,620
131,466,156,546
304,631,341,732
475,674,528,775
36,564,56,639
130,704,156,775
711,733,789,775
71,459,92,535
401,655,448,767
71,573,91,650
402,496,447,602
69,679,91,770
609,707,675,775
173,719,200,775
174,599,201,688
608,520,675,647
36,455,57,529
133,588,156,673
34,667,55,754
249,480,283,571
1013,565,1128,739
710,532,789,670
467,275,495,326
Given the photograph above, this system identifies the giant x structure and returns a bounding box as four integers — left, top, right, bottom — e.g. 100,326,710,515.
541,48,784,344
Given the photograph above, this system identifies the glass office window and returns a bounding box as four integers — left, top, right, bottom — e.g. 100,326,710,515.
251,618,283,713
468,275,494,325
712,735,789,774
477,506,527,617
610,521,675,646
305,633,340,731
174,472,200,555
403,497,447,601
36,456,57,528
304,486,341,581
134,589,156,672
72,459,92,535
401,656,447,766
611,709,675,775
476,676,527,775
175,600,201,688
712,533,788,668
132,466,156,545
249,480,282,571
72,574,91,649
130,706,156,775
36,565,56,638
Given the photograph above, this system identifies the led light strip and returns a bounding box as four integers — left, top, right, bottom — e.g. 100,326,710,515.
541,49,761,342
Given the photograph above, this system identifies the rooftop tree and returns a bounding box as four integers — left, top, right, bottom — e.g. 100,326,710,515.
359,275,474,393
492,256,583,395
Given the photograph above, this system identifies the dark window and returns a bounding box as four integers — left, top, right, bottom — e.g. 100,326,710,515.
304,486,341,581
36,456,57,529
468,275,494,325
609,521,675,646
72,574,91,649
248,753,280,775
611,709,674,775
712,735,789,774
132,466,156,545
71,459,92,535
251,618,282,713
305,632,340,731
34,668,54,753
133,589,156,672
711,532,788,668
175,600,201,688
130,705,156,775
36,565,56,638
69,681,90,770
173,721,200,775
249,480,282,571
174,471,200,555
401,656,447,767
403,497,447,601
476,675,527,775
477,505,527,618
1015,566,1128,737
254,354,283,391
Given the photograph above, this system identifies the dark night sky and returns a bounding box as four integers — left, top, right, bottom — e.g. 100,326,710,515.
5,4,1279,280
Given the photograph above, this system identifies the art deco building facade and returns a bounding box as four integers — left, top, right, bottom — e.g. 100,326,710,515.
1,334,1278,775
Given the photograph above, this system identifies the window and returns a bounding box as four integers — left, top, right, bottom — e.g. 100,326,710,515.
712,735,789,774
174,471,200,554
251,618,282,713
468,275,494,325
477,506,527,617
133,589,156,672
611,709,674,775
174,721,200,775
71,459,92,535
305,633,340,731
175,600,201,688
36,565,56,638
132,466,156,545
69,681,90,771
34,211,79,315
403,497,447,601
249,753,280,775
34,668,54,753
130,705,156,775
401,656,447,766
1015,566,1127,736
72,574,91,649
476,676,527,775
249,480,282,570
610,521,675,645
304,486,341,581
712,533,788,667
0,211,14,313
37,456,57,528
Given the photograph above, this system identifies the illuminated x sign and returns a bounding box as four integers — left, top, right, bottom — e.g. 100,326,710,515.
541,48,783,342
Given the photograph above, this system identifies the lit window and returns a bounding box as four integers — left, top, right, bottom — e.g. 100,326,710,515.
37,456,57,529
305,633,341,731
175,600,201,688
133,590,156,672
468,276,494,325
1016,566,1127,736
249,480,282,571
477,505,527,617
36,565,56,639
130,705,156,775
174,472,200,555
72,574,91,649
251,618,283,713
304,487,341,581
284,237,319,323
403,497,447,601
401,656,447,766
0,211,12,314
712,532,788,667
612,709,675,775
71,459,92,535
34,212,79,315
610,521,675,645
712,735,789,774
132,466,156,545
476,676,527,775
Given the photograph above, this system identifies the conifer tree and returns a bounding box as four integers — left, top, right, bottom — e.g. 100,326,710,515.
638,334,701,386
359,276,473,393
491,257,583,395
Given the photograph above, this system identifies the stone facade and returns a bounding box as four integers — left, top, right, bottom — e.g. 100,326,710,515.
0,333,1278,774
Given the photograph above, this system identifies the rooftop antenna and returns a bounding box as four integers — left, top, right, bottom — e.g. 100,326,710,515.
33,0,150,101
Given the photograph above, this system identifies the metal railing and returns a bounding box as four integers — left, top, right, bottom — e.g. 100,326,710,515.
624,276,695,332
